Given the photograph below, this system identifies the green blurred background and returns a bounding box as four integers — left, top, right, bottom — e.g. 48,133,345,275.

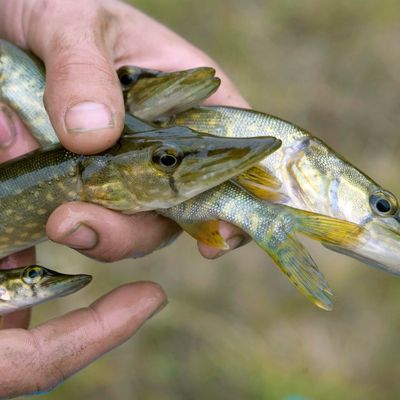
22,1,400,399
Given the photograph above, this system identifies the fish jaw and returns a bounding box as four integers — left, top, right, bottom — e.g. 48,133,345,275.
323,216,400,275
0,265,92,315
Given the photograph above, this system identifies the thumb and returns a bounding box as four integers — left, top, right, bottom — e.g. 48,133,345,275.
28,3,125,154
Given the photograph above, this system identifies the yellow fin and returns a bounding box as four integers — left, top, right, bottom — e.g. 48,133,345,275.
0,315,3,329
268,234,333,310
180,220,229,250
291,209,364,247
235,166,288,202
237,165,281,189
237,179,288,202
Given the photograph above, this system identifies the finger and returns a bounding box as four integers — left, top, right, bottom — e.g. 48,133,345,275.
197,221,251,259
46,202,181,262
20,1,125,154
0,281,167,398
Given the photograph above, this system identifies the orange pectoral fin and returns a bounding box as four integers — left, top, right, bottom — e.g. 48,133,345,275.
180,220,229,249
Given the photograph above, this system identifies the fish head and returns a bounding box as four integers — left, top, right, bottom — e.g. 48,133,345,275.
324,186,400,274
0,265,92,314
117,65,220,121
80,126,281,212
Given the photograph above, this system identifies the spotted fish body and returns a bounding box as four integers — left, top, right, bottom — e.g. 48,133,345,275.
0,40,55,145
0,120,280,258
163,106,400,275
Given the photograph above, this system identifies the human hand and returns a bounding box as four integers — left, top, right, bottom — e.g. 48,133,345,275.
0,104,167,398
0,0,250,261
0,279,166,398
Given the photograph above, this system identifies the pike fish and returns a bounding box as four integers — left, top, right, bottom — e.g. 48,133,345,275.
0,116,279,258
0,39,221,146
161,106,400,277
116,65,400,307
2,41,394,309
0,264,91,315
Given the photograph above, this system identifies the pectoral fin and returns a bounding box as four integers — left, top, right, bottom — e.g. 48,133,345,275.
237,165,281,189
291,209,364,247
268,234,333,310
235,166,288,203
180,220,229,250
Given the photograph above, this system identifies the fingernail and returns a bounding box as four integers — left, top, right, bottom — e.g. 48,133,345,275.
210,224,247,258
226,235,246,249
65,102,114,133
60,223,98,249
219,223,246,251
0,106,16,148
147,298,168,320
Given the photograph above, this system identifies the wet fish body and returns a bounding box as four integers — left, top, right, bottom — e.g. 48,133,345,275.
0,118,279,258
163,106,400,275
0,39,221,146
2,41,399,308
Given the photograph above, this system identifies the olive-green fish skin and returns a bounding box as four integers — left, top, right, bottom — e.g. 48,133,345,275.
162,106,400,275
0,116,280,258
0,265,92,315
0,39,220,146
118,65,220,121
0,40,55,146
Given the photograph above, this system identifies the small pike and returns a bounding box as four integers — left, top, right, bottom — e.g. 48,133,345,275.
162,106,400,279
0,115,280,257
0,265,91,315
0,40,220,146
118,65,220,121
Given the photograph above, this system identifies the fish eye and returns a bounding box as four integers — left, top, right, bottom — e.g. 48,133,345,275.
22,265,44,285
117,67,139,90
369,190,399,217
152,146,183,171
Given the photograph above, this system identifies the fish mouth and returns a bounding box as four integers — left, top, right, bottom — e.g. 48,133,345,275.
42,273,92,298
322,218,400,275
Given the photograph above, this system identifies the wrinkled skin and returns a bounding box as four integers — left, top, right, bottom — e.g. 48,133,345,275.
0,0,249,397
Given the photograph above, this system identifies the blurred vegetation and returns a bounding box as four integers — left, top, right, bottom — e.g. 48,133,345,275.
21,0,400,399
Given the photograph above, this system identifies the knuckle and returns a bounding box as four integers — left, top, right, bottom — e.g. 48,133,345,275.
27,330,66,393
